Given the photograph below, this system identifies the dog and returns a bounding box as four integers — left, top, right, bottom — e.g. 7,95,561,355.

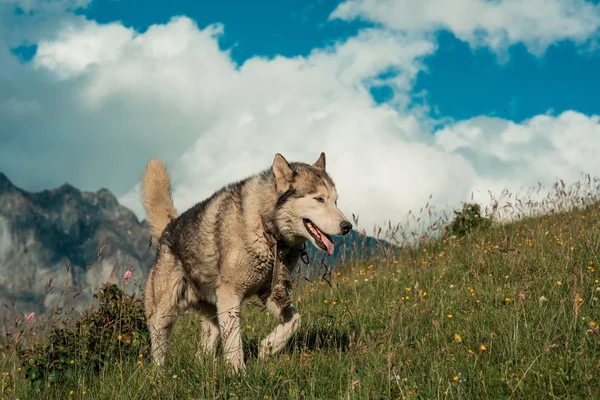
141,152,352,373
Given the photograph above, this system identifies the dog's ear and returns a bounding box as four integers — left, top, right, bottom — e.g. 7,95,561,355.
312,152,326,171
273,153,295,191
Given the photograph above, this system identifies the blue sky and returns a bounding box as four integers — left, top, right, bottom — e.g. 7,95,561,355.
415,32,600,122
78,0,368,60
2,0,600,228
67,0,600,123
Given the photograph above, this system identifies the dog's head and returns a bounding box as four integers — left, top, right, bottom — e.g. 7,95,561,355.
271,152,352,255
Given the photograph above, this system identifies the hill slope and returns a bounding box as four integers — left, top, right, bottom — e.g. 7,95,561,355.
2,188,599,398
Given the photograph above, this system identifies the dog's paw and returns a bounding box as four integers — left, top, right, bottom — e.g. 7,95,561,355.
229,360,246,376
258,340,273,360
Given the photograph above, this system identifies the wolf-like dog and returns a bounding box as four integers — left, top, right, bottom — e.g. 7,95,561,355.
141,152,352,373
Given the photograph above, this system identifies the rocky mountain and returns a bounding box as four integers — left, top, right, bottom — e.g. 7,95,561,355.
0,173,393,319
0,173,154,318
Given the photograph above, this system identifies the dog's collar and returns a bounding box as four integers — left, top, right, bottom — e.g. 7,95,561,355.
260,214,291,308
260,215,310,265
260,215,287,250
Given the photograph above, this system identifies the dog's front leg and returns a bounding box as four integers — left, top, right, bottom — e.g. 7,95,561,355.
216,288,245,374
258,294,301,359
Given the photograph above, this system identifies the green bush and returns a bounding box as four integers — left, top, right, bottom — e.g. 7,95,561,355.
447,202,491,237
15,283,149,390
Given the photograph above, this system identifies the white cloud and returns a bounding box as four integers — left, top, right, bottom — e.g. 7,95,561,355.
0,97,41,120
0,0,91,48
34,21,134,80
1,8,600,234
436,111,600,212
436,111,600,178
331,0,600,56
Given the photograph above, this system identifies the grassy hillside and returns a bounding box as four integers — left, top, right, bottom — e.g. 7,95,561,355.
1,187,600,399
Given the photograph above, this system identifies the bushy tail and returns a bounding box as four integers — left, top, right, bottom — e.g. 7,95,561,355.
141,159,178,241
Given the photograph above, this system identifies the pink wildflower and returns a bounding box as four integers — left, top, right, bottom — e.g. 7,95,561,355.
27,312,34,322
519,292,525,301
124,270,132,280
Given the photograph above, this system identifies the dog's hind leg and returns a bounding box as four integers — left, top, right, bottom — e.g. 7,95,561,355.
258,294,301,359
147,307,178,367
194,302,219,360
145,255,186,367
215,287,245,374
145,279,178,367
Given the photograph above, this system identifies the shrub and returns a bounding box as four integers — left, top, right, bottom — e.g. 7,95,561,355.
15,283,149,389
447,202,491,237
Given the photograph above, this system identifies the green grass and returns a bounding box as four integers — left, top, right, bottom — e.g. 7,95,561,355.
2,197,600,399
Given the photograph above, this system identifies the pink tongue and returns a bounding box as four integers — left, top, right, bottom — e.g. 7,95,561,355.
322,235,335,256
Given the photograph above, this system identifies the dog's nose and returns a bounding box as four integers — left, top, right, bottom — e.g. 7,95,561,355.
340,221,352,235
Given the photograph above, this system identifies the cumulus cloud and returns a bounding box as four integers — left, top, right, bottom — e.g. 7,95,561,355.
33,21,133,80
436,111,600,211
1,0,90,47
331,0,600,56
1,4,600,233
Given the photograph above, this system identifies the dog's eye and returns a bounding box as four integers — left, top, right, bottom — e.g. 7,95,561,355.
315,197,325,203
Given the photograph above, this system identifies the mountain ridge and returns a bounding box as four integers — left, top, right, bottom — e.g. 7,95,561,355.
0,174,154,318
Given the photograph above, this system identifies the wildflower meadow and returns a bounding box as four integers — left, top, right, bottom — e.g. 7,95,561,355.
1,178,599,399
